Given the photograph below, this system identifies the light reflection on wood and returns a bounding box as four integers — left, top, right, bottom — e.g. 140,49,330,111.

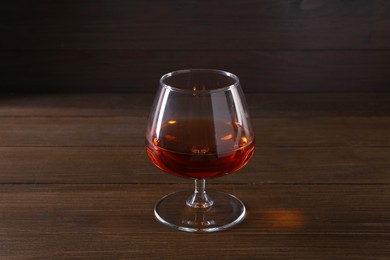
261,209,305,230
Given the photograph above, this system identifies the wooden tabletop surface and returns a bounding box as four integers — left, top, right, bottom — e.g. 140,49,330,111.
0,93,389,259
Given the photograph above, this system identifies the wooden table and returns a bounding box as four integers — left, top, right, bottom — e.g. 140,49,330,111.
1,93,389,259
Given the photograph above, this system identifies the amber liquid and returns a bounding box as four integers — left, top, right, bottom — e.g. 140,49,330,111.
146,119,255,179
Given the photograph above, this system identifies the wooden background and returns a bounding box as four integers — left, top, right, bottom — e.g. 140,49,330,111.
1,1,390,257
1,0,390,92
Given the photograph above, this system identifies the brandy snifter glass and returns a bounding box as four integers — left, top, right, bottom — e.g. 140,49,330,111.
146,69,255,232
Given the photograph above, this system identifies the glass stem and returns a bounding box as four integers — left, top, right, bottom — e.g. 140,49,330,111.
186,179,214,208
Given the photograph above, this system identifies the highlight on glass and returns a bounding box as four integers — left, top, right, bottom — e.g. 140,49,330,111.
145,69,255,232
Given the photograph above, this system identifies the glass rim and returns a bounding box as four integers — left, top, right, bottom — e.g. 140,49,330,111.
160,69,240,94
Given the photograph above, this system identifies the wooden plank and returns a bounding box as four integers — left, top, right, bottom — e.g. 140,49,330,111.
0,116,389,147
257,117,390,147
0,184,389,258
1,0,389,50
0,93,154,117
0,117,146,147
1,233,389,259
0,147,389,184
246,93,390,117
0,93,389,117
2,50,390,92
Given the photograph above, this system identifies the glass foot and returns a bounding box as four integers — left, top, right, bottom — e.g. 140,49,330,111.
154,190,246,233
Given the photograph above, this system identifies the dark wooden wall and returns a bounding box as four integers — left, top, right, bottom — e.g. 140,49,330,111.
1,0,389,92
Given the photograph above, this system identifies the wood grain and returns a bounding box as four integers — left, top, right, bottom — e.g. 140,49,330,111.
0,93,389,258
0,146,389,184
0,116,389,147
0,93,154,117
1,184,389,259
1,233,389,259
0,93,389,117
1,0,389,50
1,1,389,92
2,50,390,92
0,93,388,184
